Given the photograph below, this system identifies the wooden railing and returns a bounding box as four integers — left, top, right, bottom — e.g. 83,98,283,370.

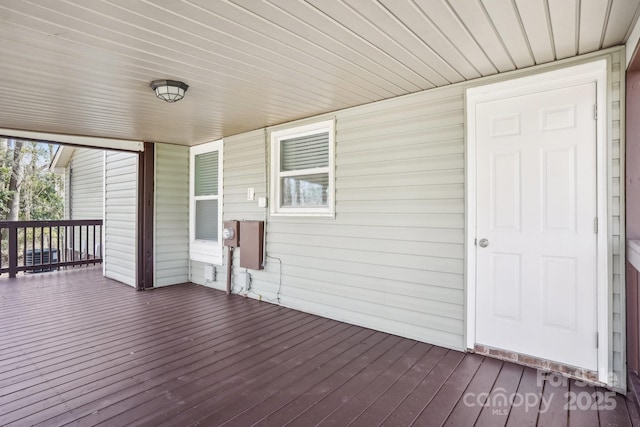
0,220,103,278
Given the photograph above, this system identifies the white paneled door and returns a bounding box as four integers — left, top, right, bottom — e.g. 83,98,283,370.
475,83,598,371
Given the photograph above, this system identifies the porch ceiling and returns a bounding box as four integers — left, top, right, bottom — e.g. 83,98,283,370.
0,0,638,146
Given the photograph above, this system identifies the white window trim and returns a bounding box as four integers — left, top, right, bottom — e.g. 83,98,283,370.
270,119,335,217
189,139,223,264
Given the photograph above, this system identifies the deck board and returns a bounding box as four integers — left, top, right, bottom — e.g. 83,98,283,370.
531,370,570,427
348,346,456,426
567,380,600,427
505,367,544,426
444,357,504,426
315,342,434,425
26,308,311,425
474,361,525,427
249,334,406,426
0,267,635,426
261,336,415,426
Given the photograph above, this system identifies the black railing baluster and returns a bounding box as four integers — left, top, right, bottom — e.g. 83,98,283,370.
40,226,44,267
48,227,53,269
71,226,75,262
63,225,67,264
56,226,60,267
92,225,96,264
79,225,83,262
0,220,103,276
30,226,35,268
23,227,27,270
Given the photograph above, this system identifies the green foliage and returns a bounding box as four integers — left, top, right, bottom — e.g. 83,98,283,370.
20,170,64,220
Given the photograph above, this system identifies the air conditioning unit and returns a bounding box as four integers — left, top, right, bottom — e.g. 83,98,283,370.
25,248,59,273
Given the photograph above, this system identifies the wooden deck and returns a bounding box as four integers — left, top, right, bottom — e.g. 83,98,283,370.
0,267,638,427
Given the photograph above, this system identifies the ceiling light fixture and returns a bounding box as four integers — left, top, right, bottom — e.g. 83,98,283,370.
150,79,189,103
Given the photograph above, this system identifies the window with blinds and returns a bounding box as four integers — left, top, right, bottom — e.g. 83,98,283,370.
193,151,219,241
189,140,223,265
280,134,329,171
194,151,219,196
270,120,335,216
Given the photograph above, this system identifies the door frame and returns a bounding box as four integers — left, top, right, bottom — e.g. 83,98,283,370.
465,60,610,384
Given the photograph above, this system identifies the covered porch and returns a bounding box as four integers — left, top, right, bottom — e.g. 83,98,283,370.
0,268,637,426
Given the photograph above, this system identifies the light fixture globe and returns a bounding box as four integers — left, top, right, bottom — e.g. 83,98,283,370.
150,79,189,103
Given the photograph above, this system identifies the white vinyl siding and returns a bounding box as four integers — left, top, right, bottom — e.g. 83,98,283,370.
154,143,189,287
68,148,104,221
223,131,270,295
187,48,625,389
64,166,71,220
63,148,104,258
271,91,465,349
191,130,267,292
104,151,138,288
209,90,467,349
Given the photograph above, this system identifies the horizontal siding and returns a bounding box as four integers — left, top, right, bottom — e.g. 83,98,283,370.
66,148,104,257
191,130,267,291
272,86,465,350
104,151,137,288
186,51,626,387
64,167,70,220
155,144,189,287
69,148,104,221
223,130,267,222
194,90,468,350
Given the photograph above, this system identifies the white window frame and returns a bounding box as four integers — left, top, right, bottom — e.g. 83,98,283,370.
270,119,335,217
189,139,223,264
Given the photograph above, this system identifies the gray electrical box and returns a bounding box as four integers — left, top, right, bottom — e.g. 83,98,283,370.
239,221,264,270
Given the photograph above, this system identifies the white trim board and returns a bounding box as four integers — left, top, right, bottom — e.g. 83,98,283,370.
465,60,610,385
627,17,640,69
0,128,143,151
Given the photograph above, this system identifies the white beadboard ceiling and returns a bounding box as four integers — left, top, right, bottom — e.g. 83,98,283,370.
0,0,638,146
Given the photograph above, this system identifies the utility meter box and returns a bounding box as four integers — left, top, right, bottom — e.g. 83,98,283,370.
239,221,264,270
223,220,239,247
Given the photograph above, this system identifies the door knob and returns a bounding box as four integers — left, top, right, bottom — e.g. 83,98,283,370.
478,238,489,248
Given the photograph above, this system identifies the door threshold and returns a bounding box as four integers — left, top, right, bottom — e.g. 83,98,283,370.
474,344,602,387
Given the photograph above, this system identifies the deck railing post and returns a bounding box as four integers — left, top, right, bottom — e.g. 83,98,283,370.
8,223,18,278
0,220,103,276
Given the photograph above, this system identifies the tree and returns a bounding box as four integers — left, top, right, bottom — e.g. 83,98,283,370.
7,139,24,221
0,139,11,219
0,139,63,221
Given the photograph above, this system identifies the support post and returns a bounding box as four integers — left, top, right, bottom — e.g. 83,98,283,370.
137,142,155,290
8,224,17,278
226,246,233,295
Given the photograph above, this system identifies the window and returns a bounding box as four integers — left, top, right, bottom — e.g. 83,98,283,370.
270,120,335,216
190,140,223,264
